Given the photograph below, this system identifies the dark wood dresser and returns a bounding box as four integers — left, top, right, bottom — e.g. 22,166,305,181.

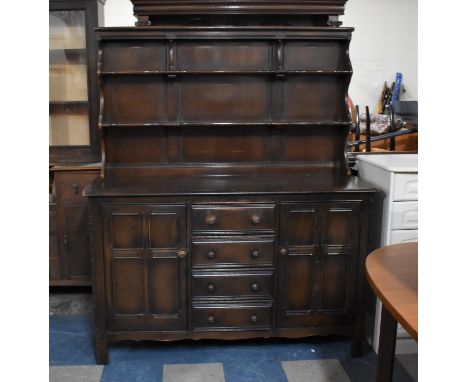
84,0,377,364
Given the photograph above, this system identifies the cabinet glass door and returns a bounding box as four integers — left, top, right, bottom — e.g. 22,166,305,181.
49,10,90,146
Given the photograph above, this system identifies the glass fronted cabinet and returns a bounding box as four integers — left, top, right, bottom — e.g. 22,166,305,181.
49,0,105,163
49,0,104,287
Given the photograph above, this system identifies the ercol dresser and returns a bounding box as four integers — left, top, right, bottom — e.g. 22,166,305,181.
84,0,377,364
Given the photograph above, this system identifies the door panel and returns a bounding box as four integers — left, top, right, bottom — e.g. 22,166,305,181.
278,203,320,327
280,204,319,246
49,205,61,280
324,209,353,246
103,204,187,330
320,206,358,312
147,205,186,249
320,253,349,310
112,257,144,315
111,213,142,249
147,255,181,316
282,252,316,312
278,202,360,328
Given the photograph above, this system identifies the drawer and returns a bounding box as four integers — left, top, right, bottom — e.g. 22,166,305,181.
192,237,274,267
192,303,272,330
391,201,418,230
192,204,275,234
393,173,418,201
55,171,99,203
390,230,418,244
192,270,273,298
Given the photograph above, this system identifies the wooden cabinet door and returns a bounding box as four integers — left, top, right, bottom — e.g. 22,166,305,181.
103,204,187,331
278,202,360,328
62,205,91,279
49,204,61,280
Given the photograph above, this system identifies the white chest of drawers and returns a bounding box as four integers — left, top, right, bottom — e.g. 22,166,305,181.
357,153,418,354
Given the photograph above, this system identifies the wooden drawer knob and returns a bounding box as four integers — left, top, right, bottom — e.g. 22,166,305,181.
207,250,215,260
207,283,215,293
250,314,257,323
207,315,215,324
177,249,187,259
280,247,288,256
206,214,217,225
251,214,261,225
250,283,259,292
251,248,260,258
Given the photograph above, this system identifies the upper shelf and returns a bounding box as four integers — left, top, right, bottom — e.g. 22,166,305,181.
99,70,352,76
101,121,352,128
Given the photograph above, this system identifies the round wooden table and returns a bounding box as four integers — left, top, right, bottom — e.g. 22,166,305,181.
365,243,418,382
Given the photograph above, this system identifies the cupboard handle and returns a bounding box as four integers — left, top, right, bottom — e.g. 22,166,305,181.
251,248,260,258
280,247,288,256
207,315,215,324
207,283,215,293
250,283,259,292
72,183,79,195
206,214,217,225
251,214,261,225
207,250,215,260
177,249,187,259
250,314,258,323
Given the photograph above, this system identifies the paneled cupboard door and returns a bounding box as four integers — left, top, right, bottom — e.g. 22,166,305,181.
103,204,187,331
278,202,360,328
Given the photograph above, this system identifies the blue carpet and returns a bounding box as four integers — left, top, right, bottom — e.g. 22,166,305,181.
50,314,415,382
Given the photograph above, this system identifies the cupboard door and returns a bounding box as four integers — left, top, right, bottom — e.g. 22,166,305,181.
278,202,360,328
62,205,91,279
145,205,187,323
49,204,61,280
278,203,320,327
103,204,187,331
320,205,359,313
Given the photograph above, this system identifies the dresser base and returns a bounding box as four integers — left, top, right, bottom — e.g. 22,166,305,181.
95,326,362,365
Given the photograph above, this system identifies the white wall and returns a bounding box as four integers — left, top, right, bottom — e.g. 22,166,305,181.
342,0,418,110
104,0,134,27
103,0,418,111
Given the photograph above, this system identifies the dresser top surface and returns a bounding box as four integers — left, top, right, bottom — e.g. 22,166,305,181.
83,174,376,197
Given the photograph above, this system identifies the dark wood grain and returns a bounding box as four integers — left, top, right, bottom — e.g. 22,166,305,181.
85,1,377,364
